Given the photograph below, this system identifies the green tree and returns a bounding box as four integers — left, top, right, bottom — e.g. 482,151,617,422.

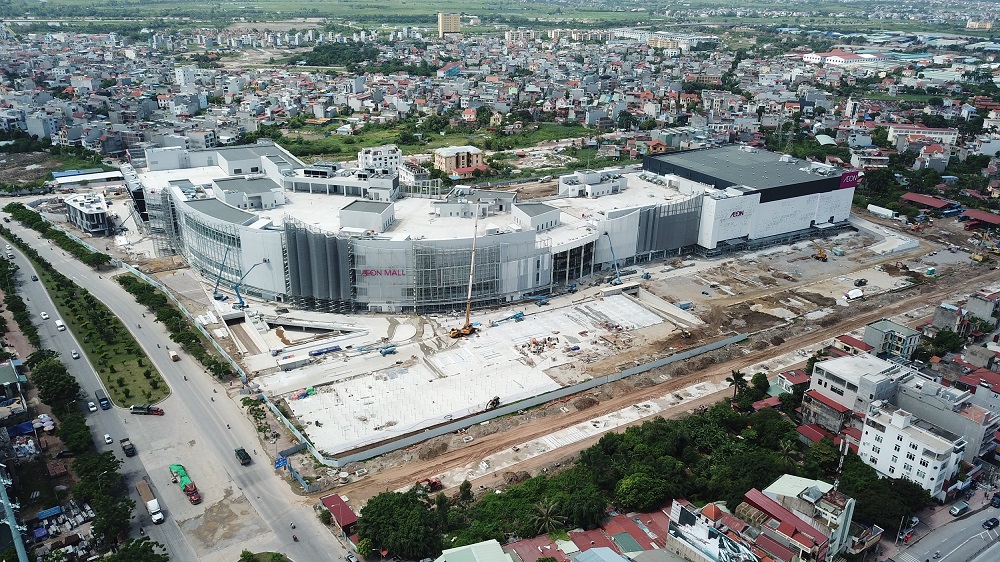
240,550,255,562
615,473,666,512
725,370,748,399
531,499,567,535
56,413,94,453
25,349,59,368
357,537,374,558
458,479,473,507
356,489,442,559
104,537,168,562
751,372,770,395
802,437,840,478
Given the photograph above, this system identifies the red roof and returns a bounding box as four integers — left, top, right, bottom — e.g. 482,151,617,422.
743,488,829,550
797,423,835,443
963,209,1000,225
901,192,952,209
752,395,782,411
503,536,569,562
320,494,358,528
836,335,874,351
757,533,796,562
780,369,810,386
571,529,619,553
805,389,851,413
827,347,851,357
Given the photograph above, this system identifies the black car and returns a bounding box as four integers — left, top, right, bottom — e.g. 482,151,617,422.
992,495,1000,508
983,517,999,530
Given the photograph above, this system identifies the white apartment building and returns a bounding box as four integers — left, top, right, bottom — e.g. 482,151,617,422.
859,401,965,501
809,355,904,414
358,144,402,174
886,124,960,146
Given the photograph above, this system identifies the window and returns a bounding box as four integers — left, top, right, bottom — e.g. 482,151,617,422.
891,455,898,463
894,444,901,452
889,466,896,474
920,459,929,467
897,435,903,441
916,470,926,479
872,445,881,454
906,452,915,461
830,386,844,396
910,443,918,450
875,435,883,443
903,463,912,472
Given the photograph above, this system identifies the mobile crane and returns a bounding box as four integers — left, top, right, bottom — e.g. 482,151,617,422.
233,258,269,310
811,240,828,262
450,201,481,339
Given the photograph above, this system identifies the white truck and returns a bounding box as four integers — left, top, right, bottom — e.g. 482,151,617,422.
136,478,165,524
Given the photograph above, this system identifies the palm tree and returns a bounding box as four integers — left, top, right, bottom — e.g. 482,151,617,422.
778,439,798,469
725,369,748,399
531,499,567,535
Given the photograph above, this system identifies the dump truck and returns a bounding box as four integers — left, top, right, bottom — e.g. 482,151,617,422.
168,350,180,362
130,404,164,415
119,438,137,457
136,478,165,524
235,447,252,466
169,464,202,504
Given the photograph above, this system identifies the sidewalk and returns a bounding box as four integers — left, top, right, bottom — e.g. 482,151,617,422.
878,486,994,562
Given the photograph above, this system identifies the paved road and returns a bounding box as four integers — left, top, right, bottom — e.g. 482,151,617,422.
6,217,344,561
890,490,1000,562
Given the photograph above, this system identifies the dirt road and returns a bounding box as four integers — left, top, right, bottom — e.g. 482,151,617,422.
336,266,996,505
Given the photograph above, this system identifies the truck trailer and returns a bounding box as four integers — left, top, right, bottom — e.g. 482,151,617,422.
136,478,165,524
169,464,202,504
130,404,164,415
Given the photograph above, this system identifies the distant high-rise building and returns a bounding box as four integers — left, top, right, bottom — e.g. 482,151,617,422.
438,12,461,38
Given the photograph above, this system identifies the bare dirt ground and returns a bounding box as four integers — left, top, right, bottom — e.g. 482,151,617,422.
501,181,559,200
0,152,70,184
332,261,997,506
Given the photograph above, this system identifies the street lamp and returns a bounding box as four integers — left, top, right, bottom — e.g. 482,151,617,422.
97,470,110,491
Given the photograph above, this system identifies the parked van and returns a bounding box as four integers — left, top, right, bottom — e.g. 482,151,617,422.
55,320,66,331
949,501,970,516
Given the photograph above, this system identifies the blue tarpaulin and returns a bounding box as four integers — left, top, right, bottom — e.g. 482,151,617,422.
32,528,48,540
36,506,62,520
6,421,34,437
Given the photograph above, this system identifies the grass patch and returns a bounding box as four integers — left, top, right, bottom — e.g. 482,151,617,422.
39,269,169,406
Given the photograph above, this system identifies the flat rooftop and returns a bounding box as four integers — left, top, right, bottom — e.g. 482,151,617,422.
647,145,824,191
138,163,694,242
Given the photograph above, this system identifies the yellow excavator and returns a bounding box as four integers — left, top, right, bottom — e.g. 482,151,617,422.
811,240,828,262
450,201,481,339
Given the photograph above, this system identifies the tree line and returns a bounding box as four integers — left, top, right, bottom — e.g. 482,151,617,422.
354,398,931,559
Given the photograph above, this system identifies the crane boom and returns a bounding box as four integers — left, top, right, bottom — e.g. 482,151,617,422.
233,258,269,309
213,247,231,300
451,201,481,338
603,232,622,285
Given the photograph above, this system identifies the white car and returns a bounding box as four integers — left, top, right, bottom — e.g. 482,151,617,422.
103,434,113,444
70,350,80,360
40,312,49,320
87,401,98,412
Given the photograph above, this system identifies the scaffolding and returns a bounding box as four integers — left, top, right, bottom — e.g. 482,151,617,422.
412,242,504,313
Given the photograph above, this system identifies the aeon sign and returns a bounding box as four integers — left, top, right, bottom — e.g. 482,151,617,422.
839,171,860,189
730,210,745,218
361,269,406,277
